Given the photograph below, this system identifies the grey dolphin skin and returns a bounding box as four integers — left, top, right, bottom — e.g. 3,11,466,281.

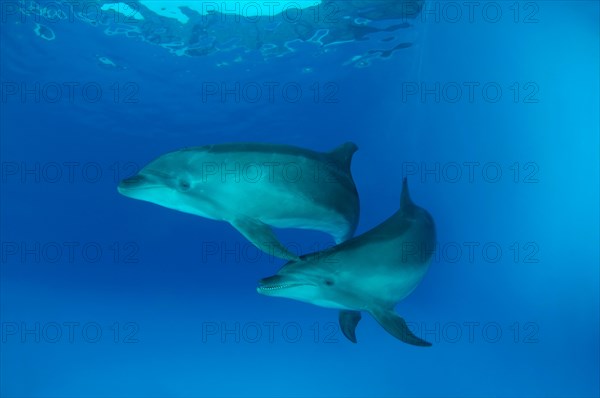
117,142,360,260
257,178,436,346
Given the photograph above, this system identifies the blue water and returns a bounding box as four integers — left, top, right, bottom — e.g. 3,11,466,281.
1,1,598,397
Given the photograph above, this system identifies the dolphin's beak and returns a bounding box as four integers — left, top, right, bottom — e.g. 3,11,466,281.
258,275,285,287
257,275,310,295
118,174,147,193
258,275,288,295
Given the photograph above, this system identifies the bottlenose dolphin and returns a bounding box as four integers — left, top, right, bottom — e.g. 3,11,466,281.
118,142,360,260
257,178,435,345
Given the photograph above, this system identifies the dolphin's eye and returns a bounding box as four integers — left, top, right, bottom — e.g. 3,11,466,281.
325,279,334,286
178,180,191,192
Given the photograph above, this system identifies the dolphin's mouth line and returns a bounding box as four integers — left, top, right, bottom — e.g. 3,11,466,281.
258,282,314,292
118,183,163,193
118,170,173,191
119,184,160,191
259,283,302,291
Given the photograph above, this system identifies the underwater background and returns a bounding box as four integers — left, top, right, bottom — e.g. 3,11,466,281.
1,1,598,397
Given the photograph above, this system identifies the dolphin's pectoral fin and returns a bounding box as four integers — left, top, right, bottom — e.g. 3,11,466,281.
339,310,362,343
231,217,299,261
370,308,431,347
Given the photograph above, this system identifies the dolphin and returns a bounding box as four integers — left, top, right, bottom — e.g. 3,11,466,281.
117,142,360,260
257,178,435,345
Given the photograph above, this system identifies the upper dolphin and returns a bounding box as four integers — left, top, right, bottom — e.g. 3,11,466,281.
257,178,436,345
117,142,360,260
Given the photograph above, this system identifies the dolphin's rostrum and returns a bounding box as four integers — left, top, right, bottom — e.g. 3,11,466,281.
118,142,360,260
257,178,436,346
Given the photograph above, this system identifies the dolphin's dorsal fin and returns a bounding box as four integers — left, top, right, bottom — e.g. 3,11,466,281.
400,177,414,210
328,142,358,172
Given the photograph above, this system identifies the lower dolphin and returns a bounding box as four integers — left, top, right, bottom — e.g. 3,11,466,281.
257,178,436,345
118,142,360,260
